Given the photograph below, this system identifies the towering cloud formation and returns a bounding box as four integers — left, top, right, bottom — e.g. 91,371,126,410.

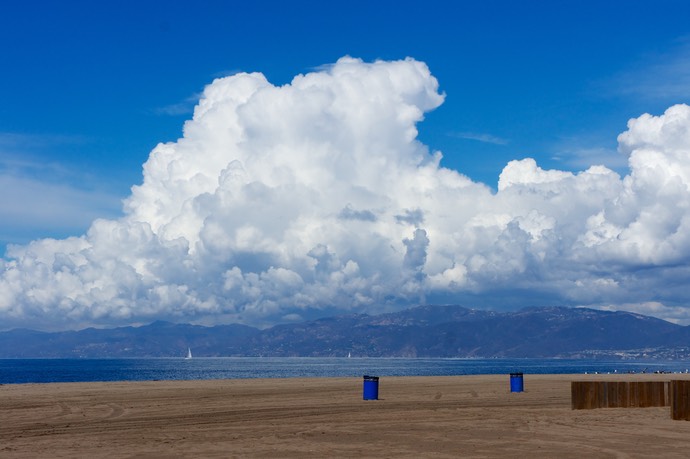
2,57,690,330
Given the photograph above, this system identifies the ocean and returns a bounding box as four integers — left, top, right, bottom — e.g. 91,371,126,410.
1,357,688,384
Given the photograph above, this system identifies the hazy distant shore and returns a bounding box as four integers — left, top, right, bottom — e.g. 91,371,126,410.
2,374,690,457
3,356,686,385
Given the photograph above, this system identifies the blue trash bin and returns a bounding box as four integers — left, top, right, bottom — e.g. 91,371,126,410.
363,375,379,400
510,372,524,392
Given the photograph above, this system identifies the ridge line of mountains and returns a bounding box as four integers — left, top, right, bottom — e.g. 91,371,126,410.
2,305,690,359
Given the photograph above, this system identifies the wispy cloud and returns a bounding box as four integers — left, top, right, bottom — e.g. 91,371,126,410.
549,142,628,172
151,93,201,116
0,173,122,231
602,36,690,102
153,68,248,117
0,132,123,248
452,131,509,145
0,132,89,151
0,132,94,180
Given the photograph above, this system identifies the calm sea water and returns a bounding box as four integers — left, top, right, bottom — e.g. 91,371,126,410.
1,358,688,384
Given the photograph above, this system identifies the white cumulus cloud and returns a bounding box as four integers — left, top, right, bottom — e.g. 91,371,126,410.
2,57,690,330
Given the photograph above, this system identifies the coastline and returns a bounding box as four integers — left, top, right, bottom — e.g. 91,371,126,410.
3,356,684,385
2,374,690,457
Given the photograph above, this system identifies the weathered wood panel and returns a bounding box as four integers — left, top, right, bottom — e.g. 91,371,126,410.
670,380,690,420
571,381,668,410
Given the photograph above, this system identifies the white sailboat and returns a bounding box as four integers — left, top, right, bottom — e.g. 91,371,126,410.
185,347,192,359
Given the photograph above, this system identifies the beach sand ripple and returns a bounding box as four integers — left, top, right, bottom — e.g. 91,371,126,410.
2,374,690,458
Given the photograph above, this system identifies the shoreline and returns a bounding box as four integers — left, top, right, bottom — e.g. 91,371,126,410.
3,355,687,387
1,370,689,385
3,374,690,457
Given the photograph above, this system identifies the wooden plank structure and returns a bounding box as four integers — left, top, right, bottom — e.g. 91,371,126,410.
571,381,668,410
670,380,690,420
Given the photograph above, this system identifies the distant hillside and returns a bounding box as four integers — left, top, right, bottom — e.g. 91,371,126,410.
0,322,259,358
1,305,689,359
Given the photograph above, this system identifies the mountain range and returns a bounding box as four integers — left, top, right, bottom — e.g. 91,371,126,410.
2,305,689,359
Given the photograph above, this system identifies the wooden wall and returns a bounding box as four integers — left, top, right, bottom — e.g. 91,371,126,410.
571,381,668,410
670,380,690,420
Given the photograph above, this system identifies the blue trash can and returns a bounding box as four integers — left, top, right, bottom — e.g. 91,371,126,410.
510,372,524,392
363,375,379,400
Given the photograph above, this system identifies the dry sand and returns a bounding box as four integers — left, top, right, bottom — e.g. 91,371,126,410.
2,373,690,458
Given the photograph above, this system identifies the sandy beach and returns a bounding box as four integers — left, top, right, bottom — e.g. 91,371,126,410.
2,373,690,458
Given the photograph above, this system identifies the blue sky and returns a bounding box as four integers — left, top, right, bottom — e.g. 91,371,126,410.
2,1,690,330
